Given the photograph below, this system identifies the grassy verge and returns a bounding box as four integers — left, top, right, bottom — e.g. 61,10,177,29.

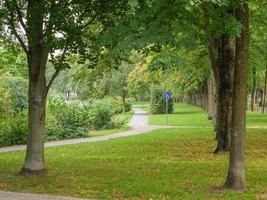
133,102,267,127
88,125,131,137
132,102,150,112
0,128,266,199
149,103,213,127
87,111,133,137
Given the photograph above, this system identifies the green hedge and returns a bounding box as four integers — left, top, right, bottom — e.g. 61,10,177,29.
0,95,133,147
150,88,173,114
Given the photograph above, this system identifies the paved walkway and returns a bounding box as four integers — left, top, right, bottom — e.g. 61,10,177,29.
0,108,159,154
0,191,87,200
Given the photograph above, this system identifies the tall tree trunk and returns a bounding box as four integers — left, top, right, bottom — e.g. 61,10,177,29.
250,66,256,111
207,71,216,121
223,1,249,190
19,46,48,176
208,34,235,153
214,36,235,154
122,93,126,113
19,0,49,175
262,64,267,113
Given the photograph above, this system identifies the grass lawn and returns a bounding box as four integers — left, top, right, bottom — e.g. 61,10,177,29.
141,103,267,127
88,125,131,137
132,102,150,112
246,111,267,126
0,128,266,199
149,103,213,127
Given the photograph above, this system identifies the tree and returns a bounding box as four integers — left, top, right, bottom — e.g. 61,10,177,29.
108,62,134,113
0,0,126,176
223,0,249,190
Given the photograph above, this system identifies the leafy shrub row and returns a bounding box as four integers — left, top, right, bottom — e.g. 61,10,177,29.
0,95,132,147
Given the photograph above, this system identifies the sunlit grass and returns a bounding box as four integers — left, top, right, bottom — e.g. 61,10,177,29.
132,102,267,127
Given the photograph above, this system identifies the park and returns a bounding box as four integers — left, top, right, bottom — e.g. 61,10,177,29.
0,0,267,199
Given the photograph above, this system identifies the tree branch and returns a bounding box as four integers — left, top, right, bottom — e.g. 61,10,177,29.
46,68,60,93
9,14,28,54
5,0,28,54
13,0,28,33
81,13,98,30
46,43,68,93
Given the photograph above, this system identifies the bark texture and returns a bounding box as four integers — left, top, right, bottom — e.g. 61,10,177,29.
214,36,235,153
250,66,256,111
208,33,235,154
223,2,249,190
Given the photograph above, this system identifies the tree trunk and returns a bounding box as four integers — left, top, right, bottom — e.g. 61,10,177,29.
223,1,249,190
20,76,47,175
207,72,216,120
214,36,235,154
262,64,267,113
250,66,256,111
122,94,126,113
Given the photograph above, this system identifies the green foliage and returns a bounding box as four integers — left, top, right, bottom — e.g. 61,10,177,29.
87,100,113,130
150,86,173,114
0,75,28,116
0,112,27,147
46,96,89,140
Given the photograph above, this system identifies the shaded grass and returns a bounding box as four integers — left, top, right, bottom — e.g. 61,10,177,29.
0,128,267,199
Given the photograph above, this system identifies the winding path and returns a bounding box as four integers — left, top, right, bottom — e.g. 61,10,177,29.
0,108,159,154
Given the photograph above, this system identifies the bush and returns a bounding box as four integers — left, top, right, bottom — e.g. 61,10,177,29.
0,93,133,146
46,95,89,140
0,113,28,147
87,100,113,130
150,88,173,114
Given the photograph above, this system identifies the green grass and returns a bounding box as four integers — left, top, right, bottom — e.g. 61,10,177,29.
132,102,150,112
88,125,130,137
0,128,266,199
247,111,267,126
133,102,267,127
149,103,213,127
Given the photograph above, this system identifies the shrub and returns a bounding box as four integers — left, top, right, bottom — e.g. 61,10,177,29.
87,100,113,130
150,88,173,114
46,96,89,139
0,113,28,147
